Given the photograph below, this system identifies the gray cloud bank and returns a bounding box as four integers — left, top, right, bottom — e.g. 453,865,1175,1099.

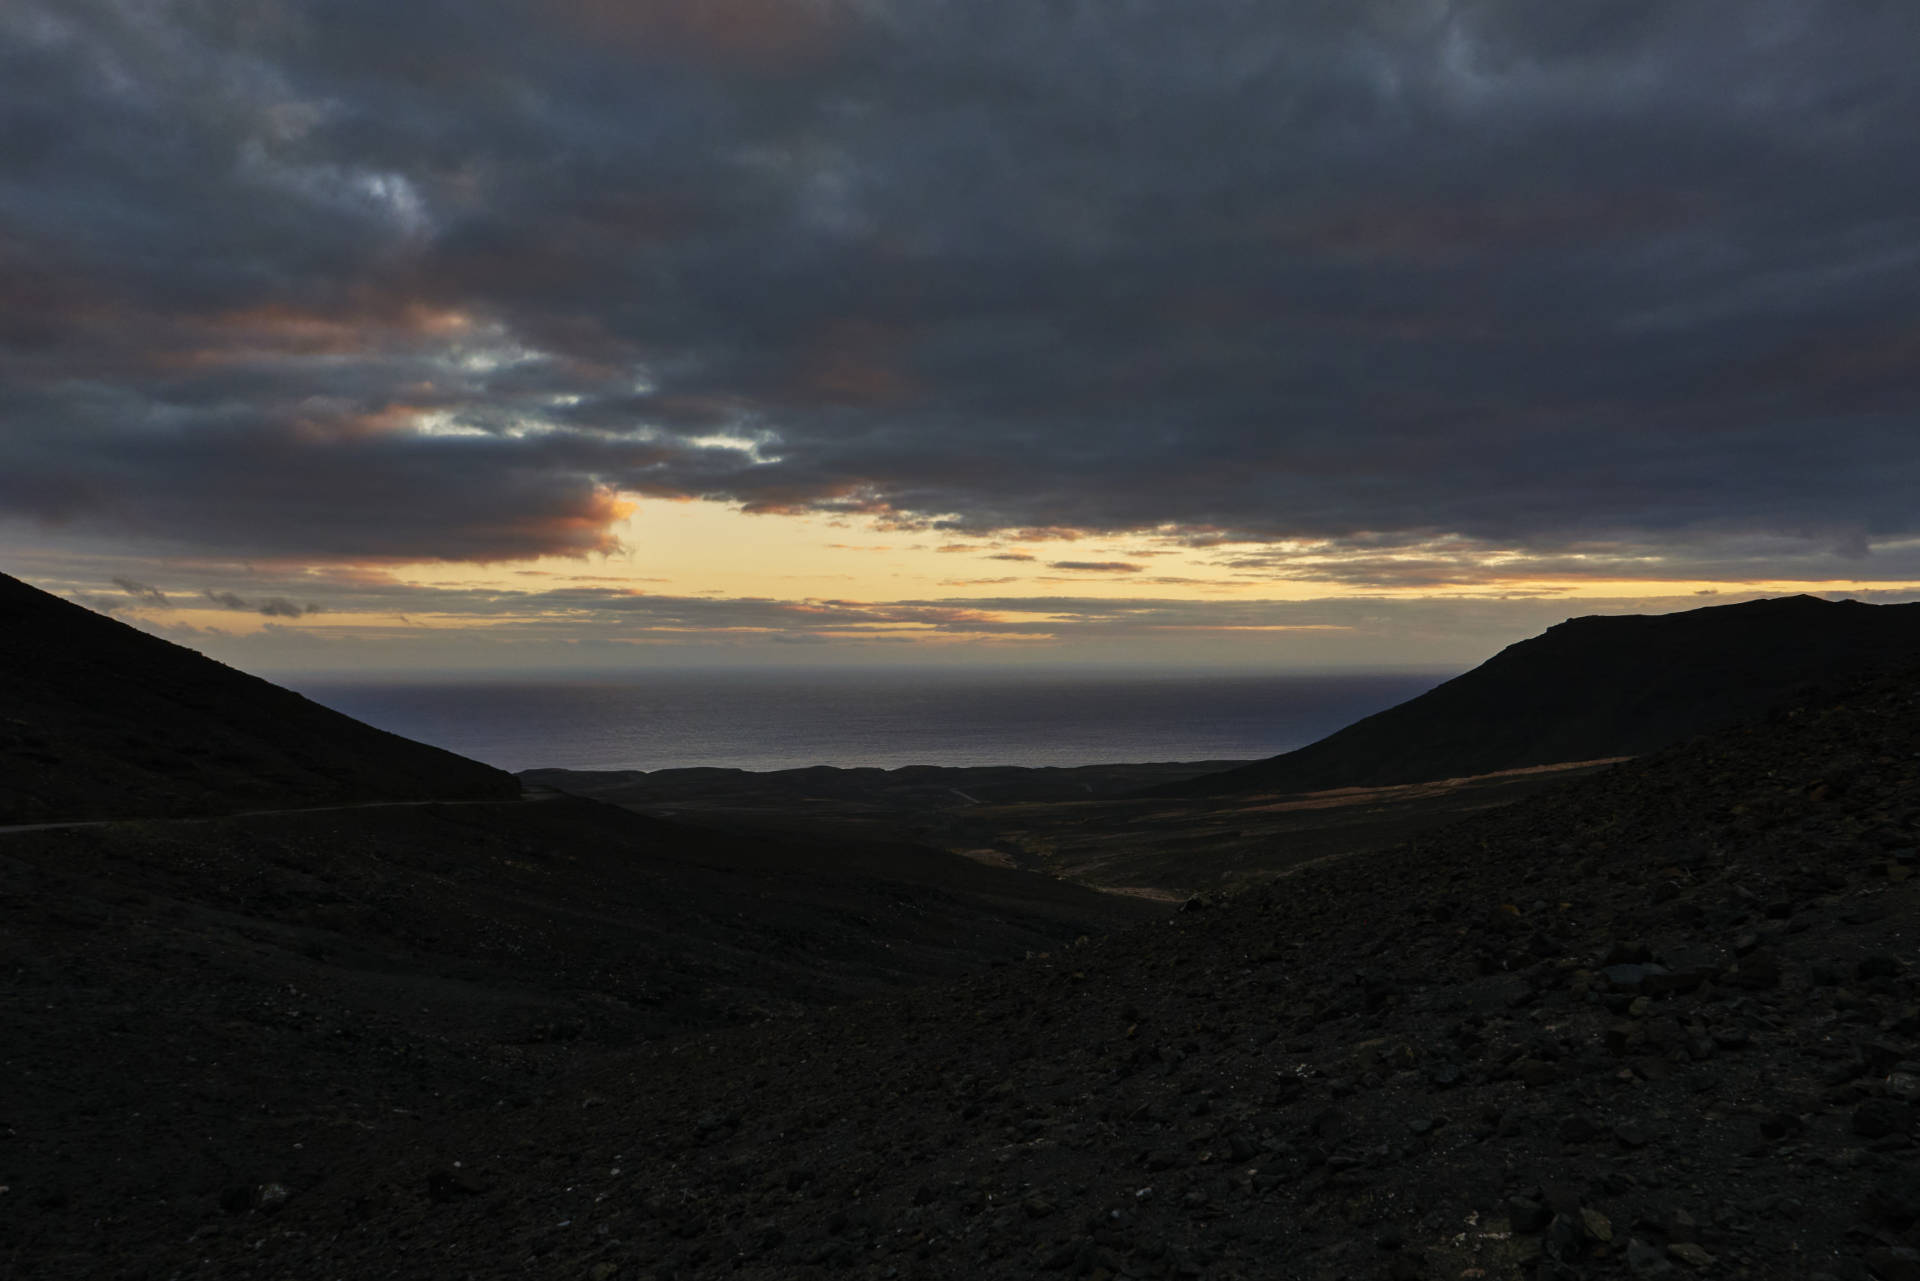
96,576,1920,673
3,1,1919,575
202,589,321,617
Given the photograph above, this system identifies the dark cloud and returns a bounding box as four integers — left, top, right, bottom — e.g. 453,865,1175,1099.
203,589,322,617
1048,561,1142,573
2,1,1919,574
112,576,168,606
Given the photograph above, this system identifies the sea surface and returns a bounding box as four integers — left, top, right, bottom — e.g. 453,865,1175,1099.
284,669,1451,774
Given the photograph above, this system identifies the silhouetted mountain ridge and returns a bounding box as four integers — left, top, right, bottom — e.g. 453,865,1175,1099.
0,571,518,822
1159,594,1920,797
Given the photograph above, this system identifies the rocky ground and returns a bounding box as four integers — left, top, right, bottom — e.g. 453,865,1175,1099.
0,798,1158,1278
56,668,1916,1280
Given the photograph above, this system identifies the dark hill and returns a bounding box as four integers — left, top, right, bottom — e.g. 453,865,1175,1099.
0,570,517,822
1159,594,1920,797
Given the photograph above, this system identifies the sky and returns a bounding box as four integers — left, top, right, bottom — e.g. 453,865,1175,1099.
4,0,1919,673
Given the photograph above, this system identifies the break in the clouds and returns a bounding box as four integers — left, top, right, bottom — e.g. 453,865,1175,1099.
3,0,1920,575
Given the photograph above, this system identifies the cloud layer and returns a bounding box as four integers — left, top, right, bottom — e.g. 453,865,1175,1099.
4,1,1919,575
85,574,1920,675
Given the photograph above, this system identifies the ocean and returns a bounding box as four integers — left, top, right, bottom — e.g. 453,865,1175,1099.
283,669,1450,775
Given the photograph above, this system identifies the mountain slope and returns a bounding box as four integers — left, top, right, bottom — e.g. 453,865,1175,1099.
0,571,517,822
1160,594,1920,797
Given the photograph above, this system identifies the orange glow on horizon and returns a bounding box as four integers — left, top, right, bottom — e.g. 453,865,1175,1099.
69,498,1920,662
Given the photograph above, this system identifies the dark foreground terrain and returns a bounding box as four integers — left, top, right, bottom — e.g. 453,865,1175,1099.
11,668,1913,1279
0,797,1159,1278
